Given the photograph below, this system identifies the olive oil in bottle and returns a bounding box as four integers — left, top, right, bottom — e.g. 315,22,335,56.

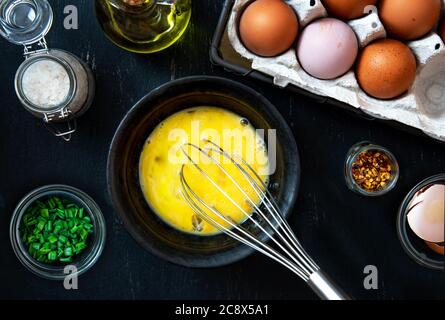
95,0,191,53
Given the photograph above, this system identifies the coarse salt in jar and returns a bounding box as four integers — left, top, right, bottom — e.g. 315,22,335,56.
21,58,71,109
1,0,95,141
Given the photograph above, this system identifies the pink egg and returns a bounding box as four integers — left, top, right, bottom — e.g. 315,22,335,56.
407,184,444,243
297,18,358,80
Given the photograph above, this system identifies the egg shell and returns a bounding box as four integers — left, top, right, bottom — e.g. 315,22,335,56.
356,39,417,100
321,0,377,20
239,0,299,57
407,184,444,243
297,18,358,80
379,0,441,41
425,241,444,255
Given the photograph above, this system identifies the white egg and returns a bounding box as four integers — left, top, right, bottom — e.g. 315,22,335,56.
407,184,444,243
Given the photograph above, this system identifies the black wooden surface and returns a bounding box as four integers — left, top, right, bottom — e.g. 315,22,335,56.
1,0,444,300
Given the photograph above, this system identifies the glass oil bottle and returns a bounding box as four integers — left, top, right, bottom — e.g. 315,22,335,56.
95,0,191,53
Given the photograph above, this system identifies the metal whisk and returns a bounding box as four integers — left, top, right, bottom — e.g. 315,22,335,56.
179,140,350,300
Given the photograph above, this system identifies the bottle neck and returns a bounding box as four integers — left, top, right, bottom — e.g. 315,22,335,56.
109,0,157,12
121,0,155,6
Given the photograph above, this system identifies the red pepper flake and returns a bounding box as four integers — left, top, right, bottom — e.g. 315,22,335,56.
351,150,392,192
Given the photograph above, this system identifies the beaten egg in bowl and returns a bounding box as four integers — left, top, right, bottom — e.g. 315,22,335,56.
139,107,270,235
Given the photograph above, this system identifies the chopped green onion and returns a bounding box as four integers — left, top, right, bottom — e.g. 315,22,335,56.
19,196,93,264
40,208,49,218
48,235,58,244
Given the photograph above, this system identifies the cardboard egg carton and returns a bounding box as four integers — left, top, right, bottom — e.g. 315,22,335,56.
227,0,445,142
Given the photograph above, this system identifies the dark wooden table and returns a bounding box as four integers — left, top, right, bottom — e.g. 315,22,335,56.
1,0,444,300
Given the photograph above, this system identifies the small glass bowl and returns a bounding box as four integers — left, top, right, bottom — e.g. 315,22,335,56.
397,174,444,271
10,185,106,280
344,141,399,197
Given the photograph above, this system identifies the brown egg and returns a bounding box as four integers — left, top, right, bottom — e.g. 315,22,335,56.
379,0,441,40
356,39,417,100
239,0,299,57
440,20,445,43
322,0,377,20
425,241,444,255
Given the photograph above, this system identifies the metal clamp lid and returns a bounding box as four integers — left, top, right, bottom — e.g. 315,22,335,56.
43,107,77,142
43,106,72,123
43,119,77,142
23,36,48,57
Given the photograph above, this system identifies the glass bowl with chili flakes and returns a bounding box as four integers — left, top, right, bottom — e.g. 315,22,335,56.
10,185,106,280
344,142,399,196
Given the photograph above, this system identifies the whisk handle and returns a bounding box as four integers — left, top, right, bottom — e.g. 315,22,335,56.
307,270,351,300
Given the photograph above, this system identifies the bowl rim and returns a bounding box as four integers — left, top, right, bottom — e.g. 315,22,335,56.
9,184,106,280
107,75,301,268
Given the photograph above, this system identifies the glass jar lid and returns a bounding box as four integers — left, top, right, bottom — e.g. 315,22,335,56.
15,54,76,115
0,0,53,46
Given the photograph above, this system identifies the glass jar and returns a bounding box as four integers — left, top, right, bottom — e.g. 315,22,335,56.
397,174,444,271
95,0,192,53
344,141,399,196
0,0,95,141
10,185,106,280
14,49,95,141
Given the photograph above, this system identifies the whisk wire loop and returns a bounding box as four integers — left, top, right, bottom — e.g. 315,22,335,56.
179,141,350,300
180,175,309,280
205,140,320,273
